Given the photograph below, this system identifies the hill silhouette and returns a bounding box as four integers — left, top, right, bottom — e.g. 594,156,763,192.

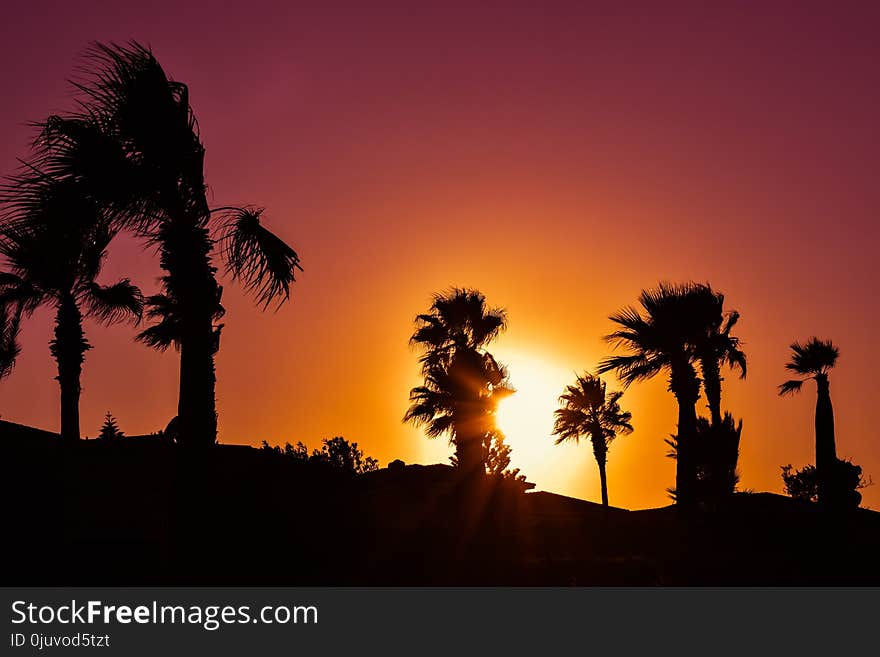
2,424,878,586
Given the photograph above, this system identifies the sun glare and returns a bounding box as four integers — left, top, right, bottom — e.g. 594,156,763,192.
494,351,585,489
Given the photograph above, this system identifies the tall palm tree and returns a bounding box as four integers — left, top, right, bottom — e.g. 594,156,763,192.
553,373,633,507
0,178,143,441
597,282,710,504
779,338,840,505
404,288,511,475
24,42,301,447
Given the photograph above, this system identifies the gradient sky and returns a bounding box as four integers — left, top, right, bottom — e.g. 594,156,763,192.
1,1,878,509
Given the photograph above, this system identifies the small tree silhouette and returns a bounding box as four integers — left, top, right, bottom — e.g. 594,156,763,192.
553,373,633,507
312,436,379,474
98,412,124,440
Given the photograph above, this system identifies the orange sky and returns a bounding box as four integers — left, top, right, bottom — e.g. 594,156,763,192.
1,2,878,509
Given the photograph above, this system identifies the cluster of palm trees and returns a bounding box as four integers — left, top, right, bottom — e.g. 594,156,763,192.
597,282,746,505
0,42,301,444
0,43,857,511
406,285,855,509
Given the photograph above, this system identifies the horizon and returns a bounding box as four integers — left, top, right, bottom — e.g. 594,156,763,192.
1,1,878,510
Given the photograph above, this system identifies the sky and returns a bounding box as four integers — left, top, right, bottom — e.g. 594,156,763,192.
1,1,878,509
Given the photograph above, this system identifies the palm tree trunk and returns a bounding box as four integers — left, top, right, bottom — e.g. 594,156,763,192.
178,325,217,448
454,433,485,477
597,458,609,507
164,222,220,448
51,293,89,442
814,374,837,505
671,360,700,506
700,357,723,427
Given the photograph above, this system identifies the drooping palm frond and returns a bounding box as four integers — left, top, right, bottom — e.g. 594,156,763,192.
135,321,180,352
135,294,181,351
83,279,143,324
778,379,805,396
403,383,455,439
596,352,665,386
218,207,302,309
722,339,748,379
0,304,22,379
552,407,590,445
0,272,44,316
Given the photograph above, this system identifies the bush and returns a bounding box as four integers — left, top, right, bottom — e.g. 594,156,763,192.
781,459,870,507
261,436,379,474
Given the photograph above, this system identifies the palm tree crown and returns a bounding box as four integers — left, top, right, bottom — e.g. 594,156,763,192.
553,374,633,446
779,338,839,395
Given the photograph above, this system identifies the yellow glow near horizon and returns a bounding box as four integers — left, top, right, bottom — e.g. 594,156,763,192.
495,350,588,491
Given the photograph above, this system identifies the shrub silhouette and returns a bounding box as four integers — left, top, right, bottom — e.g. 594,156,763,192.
781,460,868,507
261,437,379,474
666,414,741,503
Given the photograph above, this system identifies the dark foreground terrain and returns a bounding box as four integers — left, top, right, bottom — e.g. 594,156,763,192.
3,423,879,585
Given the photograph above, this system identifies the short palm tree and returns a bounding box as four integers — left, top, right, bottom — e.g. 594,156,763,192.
553,373,633,507
25,42,301,447
404,288,511,474
597,282,708,504
779,338,840,505
0,178,142,441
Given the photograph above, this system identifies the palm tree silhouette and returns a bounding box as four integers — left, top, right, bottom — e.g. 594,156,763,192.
598,282,713,504
0,177,142,440
690,286,746,427
779,338,840,505
27,42,301,447
553,373,633,507
404,288,511,475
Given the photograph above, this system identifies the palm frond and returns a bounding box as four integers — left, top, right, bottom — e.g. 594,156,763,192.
597,353,664,386
785,337,839,375
218,207,302,309
0,272,44,316
134,293,181,351
0,304,22,379
136,320,179,352
82,279,143,325
778,379,805,396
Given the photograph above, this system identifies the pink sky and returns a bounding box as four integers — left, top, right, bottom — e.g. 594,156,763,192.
1,1,878,509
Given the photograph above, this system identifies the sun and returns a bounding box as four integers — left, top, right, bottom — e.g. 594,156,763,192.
494,350,581,487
